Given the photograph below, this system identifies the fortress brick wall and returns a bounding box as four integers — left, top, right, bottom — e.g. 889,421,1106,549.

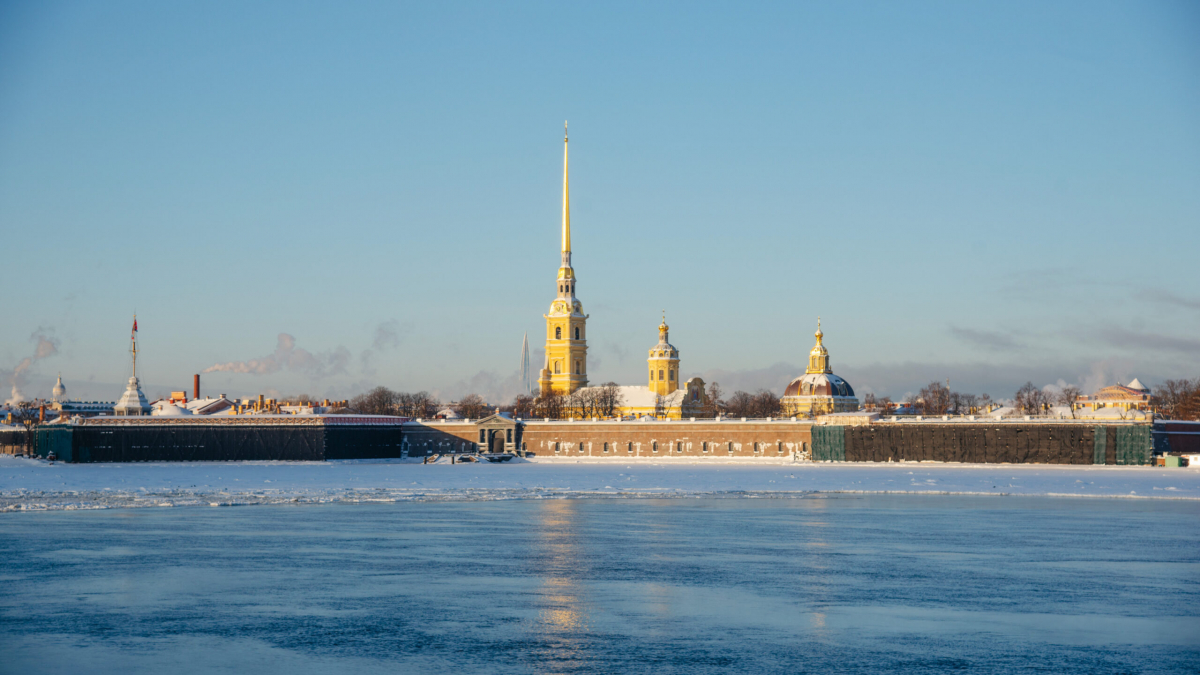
519,419,814,459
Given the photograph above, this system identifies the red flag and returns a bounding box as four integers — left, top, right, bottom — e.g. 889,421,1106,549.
132,318,138,338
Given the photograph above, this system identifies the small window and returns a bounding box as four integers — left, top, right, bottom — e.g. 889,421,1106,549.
659,369,664,380
727,441,734,454
652,441,658,453
603,442,609,453
554,442,560,453
479,430,486,443
627,442,633,453
554,362,561,374
555,327,561,339
702,442,708,453
649,370,655,381
575,361,581,374
676,442,683,453
506,429,512,443
669,370,675,381
574,327,580,340
579,442,585,453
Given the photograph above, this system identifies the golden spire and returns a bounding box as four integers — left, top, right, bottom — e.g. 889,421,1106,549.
815,316,823,344
562,121,570,256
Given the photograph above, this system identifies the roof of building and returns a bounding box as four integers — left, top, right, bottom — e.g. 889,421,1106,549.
783,372,856,399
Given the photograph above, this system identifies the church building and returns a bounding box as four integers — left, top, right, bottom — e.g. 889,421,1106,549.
780,320,859,417
535,126,706,419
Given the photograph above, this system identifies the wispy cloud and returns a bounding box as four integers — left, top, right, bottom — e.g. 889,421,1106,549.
1096,327,1200,355
948,326,1023,352
1143,289,1200,312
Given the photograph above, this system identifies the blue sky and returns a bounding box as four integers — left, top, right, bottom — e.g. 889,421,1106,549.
1,0,1198,404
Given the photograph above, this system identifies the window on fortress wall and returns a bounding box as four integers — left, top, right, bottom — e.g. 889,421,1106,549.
579,442,585,453
554,442,560,453
627,442,633,453
727,441,734,454
555,327,561,339
574,327,580,340
652,441,658,453
777,441,784,453
603,442,609,453
676,442,683,453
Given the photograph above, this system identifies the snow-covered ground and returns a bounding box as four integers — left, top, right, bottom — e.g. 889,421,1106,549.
2,454,1198,511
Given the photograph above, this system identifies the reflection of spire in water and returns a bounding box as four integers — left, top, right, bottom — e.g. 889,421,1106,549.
534,500,590,644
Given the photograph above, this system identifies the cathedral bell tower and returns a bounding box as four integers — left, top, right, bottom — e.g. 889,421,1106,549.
647,314,680,396
538,123,588,396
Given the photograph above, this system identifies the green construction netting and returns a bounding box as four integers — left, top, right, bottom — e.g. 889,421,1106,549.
1093,426,1107,465
812,425,845,462
35,427,74,462
1116,426,1151,466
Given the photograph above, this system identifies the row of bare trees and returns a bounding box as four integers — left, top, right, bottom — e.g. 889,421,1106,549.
1153,378,1200,420
349,387,441,417
512,383,625,419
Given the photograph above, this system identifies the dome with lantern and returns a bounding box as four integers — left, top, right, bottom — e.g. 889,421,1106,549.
780,319,859,417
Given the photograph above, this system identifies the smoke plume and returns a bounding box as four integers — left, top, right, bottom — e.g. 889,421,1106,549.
204,333,350,379
6,328,60,405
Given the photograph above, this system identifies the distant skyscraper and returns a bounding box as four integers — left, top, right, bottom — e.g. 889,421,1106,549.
521,332,530,394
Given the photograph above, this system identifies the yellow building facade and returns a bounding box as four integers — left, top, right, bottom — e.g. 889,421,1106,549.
538,124,588,396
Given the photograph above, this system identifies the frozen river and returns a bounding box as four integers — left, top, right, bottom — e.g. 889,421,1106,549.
2,495,1198,673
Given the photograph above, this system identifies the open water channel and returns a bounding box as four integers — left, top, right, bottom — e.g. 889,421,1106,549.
1,495,1197,673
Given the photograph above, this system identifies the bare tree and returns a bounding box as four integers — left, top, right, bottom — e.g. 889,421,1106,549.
594,382,623,418
725,391,753,418
10,400,41,455
706,381,724,417
457,393,487,419
919,381,951,415
653,393,665,419
511,394,535,419
350,387,398,415
1177,388,1200,421
1013,382,1049,415
978,393,993,411
877,396,893,415
751,389,781,418
531,391,565,420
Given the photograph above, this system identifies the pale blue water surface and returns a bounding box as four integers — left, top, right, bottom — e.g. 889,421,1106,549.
1,495,1197,674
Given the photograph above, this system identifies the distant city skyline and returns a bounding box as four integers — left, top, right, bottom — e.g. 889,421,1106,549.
1,1,1198,405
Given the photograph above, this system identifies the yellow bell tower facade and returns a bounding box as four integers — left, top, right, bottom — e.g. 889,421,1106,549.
647,315,680,396
538,123,589,396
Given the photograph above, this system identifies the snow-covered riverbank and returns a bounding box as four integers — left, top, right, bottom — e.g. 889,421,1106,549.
2,454,1198,511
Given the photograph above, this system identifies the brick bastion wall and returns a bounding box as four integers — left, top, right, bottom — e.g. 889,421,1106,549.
520,419,813,459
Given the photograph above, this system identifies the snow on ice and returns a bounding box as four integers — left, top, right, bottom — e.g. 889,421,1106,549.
2,454,1198,511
